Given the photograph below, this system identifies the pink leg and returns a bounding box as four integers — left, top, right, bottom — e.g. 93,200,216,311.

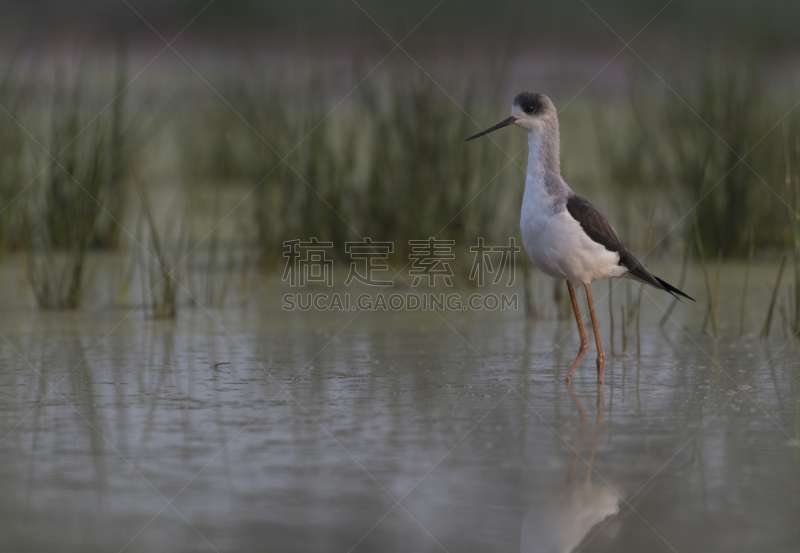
585,283,605,383
565,282,590,382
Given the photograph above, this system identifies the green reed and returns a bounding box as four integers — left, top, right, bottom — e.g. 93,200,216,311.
135,178,178,319
183,66,520,267
17,51,134,308
783,123,800,336
0,59,26,253
597,57,793,258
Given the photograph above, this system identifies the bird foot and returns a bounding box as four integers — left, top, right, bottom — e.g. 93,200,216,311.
564,342,589,382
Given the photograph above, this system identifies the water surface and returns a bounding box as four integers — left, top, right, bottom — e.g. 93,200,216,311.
1,269,799,552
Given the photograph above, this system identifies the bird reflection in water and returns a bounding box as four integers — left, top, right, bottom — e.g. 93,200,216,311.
521,385,632,553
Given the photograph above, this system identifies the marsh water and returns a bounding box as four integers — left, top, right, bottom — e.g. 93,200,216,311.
1,261,799,553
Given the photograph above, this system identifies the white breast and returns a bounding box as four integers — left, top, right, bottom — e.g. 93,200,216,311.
520,176,626,286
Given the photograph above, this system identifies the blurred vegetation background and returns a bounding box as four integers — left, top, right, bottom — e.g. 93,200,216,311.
0,0,798,320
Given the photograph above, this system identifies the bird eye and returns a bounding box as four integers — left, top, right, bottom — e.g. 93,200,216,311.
525,106,535,114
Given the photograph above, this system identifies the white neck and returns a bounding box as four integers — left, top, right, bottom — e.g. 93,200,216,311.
526,130,546,177
522,128,568,209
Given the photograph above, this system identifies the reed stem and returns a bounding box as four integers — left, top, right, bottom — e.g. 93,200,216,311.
692,207,714,334
660,228,692,326
712,250,722,337
609,279,614,355
621,305,627,353
761,255,787,338
740,227,754,336
635,208,655,355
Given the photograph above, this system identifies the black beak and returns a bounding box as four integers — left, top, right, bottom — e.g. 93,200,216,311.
465,116,516,141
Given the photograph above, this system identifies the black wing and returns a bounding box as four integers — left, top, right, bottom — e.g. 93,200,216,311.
565,194,694,301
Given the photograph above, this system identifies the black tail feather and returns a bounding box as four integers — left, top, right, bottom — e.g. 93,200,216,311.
627,267,695,302
654,276,695,302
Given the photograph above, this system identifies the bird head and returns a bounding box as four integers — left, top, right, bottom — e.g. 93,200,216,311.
465,92,556,140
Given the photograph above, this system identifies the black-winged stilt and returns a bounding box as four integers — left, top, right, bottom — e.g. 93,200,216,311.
467,92,694,383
